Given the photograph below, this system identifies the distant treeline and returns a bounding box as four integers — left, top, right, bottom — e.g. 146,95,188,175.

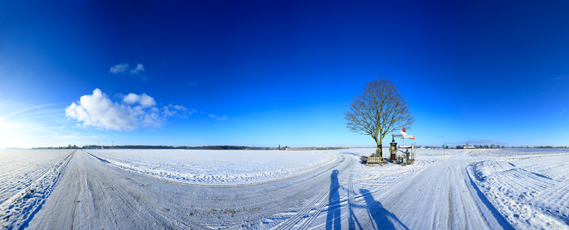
32,145,282,150
32,144,569,150
422,145,569,149
532,146,569,149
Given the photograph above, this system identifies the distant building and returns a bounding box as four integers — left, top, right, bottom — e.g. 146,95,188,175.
464,143,475,149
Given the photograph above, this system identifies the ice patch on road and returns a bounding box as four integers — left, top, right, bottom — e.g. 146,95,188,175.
86,150,335,184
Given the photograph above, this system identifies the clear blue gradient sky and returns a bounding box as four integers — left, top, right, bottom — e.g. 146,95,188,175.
1,0,569,148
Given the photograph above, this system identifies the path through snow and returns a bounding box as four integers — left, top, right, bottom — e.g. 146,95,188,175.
26,150,351,229
307,150,513,230
3,149,556,229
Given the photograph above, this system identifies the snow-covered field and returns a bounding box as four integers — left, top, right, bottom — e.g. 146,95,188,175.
86,149,334,184
470,152,569,229
1,148,568,229
0,150,74,229
0,150,74,204
471,148,569,157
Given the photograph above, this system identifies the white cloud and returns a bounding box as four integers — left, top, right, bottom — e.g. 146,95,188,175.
122,93,140,104
172,105,187,111
208,114,227,121
122,93,156,108
65,89,189,131
109,63,129,74
130,63,145,75
139,94,155,107
110,63,147,80
162,104,192,117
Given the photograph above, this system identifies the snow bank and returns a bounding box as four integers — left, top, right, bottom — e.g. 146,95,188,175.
0,150,75,229
470,153,569,229
86,149,334,184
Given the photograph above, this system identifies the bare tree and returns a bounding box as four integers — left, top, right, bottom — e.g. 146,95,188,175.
344,77,414,157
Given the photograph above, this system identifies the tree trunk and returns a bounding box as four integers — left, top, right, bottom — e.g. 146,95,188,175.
378,137,383,157
374,136,382,157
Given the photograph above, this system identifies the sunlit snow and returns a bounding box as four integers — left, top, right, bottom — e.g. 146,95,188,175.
0,148,568,229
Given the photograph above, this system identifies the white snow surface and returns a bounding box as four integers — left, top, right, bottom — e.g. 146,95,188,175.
0,150,74,205
86,149,334,184
471,153,569,229
471,148,569,157
0,150,74,229
1,148,568,229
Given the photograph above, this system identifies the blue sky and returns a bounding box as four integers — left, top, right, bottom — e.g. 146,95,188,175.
1,0,569,148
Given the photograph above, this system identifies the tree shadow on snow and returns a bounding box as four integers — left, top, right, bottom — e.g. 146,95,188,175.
359,189,409,230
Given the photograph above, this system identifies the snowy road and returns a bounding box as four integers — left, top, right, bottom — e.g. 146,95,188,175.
26,150,353,229
3,149,527,229
304,150,514,230
352,152,513,230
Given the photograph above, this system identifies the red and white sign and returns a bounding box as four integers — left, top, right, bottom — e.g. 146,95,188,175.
400,130,415,140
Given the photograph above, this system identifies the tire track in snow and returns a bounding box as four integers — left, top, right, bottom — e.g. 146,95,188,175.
334,163,363,230
354,152,513,230
273,156,352,230
347,166,357,230
0,150,76,230
0,150,74,206
23,150,351,229
296,163,352,230
470,154,569,229
447,166,454,230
